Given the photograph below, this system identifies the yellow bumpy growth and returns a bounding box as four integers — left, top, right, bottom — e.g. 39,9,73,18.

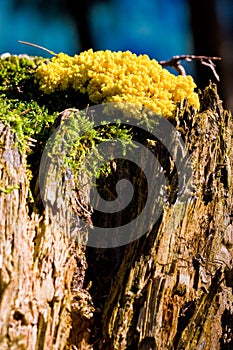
35,49,199,117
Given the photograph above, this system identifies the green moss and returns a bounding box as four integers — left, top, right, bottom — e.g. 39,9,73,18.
0,55,134,194
0,185,20,194
0,55,41,88
0,55,58,149
45,110,135,184
0,97,57,148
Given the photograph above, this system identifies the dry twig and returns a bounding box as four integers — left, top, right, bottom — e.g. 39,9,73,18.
159,55,222,81
18,40,57,56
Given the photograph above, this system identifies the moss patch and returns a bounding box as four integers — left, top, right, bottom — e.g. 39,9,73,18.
0,55,135,205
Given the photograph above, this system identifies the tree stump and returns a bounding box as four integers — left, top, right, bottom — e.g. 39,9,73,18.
93,84,233,350
0,52,232,350
86,85,233,350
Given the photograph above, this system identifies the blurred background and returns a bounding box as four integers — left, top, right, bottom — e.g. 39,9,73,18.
0,0,232,110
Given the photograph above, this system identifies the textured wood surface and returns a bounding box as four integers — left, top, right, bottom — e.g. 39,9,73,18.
92,84,233,350
0,122,75,350
0,83,232,350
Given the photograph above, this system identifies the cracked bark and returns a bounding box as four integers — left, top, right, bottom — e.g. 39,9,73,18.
0,83,232,350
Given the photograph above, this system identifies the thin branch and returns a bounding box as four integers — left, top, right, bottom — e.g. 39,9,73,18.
159,55,222,81
18,40,57,56
201,60,220,81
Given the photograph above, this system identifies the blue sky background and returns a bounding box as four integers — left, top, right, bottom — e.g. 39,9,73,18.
90,0,192,60
1,0,192,61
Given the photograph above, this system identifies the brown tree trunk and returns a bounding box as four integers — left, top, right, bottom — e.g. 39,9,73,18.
0,83,232,350
0,123,90,349
90,84,233,350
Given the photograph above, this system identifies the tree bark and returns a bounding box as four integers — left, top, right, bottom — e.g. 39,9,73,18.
90,84,233,350
0,83,232,350
0,123,90,349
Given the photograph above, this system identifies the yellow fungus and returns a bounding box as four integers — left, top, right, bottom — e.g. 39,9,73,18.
35,49,200,118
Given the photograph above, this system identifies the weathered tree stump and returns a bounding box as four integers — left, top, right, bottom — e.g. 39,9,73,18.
69,83,233,350
0,121,76,349
0,59,232,350
93,85,233,350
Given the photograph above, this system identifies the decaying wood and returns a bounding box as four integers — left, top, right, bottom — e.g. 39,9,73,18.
0,122,91,349
90,84,233,350
0,83,232,350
